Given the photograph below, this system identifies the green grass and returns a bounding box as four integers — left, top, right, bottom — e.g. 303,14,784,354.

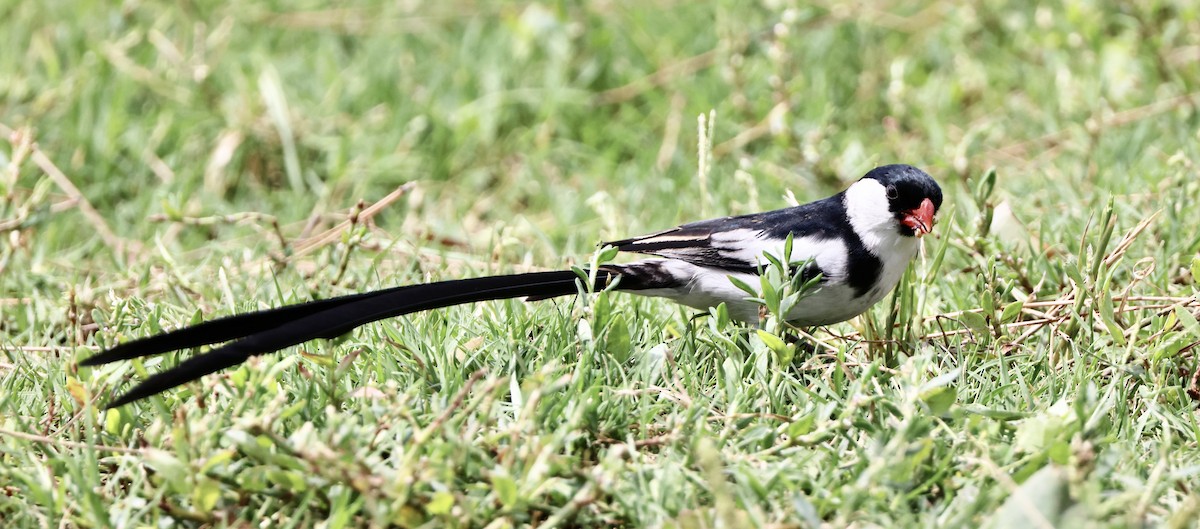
3,0,1200,527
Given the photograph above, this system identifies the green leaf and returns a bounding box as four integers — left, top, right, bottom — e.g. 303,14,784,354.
974,167,997,206
161,199,182,220
238,466,268,492
1000,300,1024,323
192,477,222,511
960,311,990,333
1047,440,1071,465
1063,256,1086,289
787,413,816,437
763,285,781,315
1097,286,1126,346
1013,401,1076,453
606,316,632,362
722,357,741,399
1090,198,1117,279
577,318,593,343
491,472,519,508
1191,256,1200,289
713,302,731,328
1176,306,1200,338
779,343,796,365
984,465,1070,529
596,244,620,263
921,386,958,416
593,289,611,326
962,406,1030,421
756,329,787,355
727,275,758,298
762,249,785,272
981,285,996,315
266,469,308,491
144,449,188,492
427,491,455,515
104,408,121,435
199,449,235,474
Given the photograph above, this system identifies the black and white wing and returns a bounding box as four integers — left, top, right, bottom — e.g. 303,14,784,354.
604,195,855,279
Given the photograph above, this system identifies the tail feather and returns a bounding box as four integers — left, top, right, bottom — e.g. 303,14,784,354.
80,287,407,367
94,270,618,408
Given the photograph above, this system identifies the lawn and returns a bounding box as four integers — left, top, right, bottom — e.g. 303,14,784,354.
2,0,1200,527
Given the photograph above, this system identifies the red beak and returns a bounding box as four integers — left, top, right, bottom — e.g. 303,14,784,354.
901,198,936,236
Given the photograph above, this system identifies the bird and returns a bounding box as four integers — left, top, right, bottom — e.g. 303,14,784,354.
82,164,942,408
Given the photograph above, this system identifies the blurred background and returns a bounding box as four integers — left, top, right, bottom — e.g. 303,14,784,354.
3,0,1199,526
4,1,1195,281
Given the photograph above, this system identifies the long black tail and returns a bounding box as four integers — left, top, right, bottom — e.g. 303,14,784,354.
84,269,619,408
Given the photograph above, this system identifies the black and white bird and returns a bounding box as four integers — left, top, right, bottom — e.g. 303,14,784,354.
83,164,942,407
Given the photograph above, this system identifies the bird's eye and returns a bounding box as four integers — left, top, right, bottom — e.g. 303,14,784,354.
885,185,898,199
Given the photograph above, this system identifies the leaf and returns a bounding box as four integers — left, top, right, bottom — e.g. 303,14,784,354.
1047,440,1071,465
66,376,87,408
727,275,758,298
104,408,121,435
238,466,268,492
192,477,222,511
779,343,796,365
230,365,250,387
1191,256,1200,289
1096,281,1126,346
491,472,519,508
393,506,426,529
266,469,308,491
960,311,991,333
144,449,188,491
787,413,816,437
1176,306,1200,339
790,492,822,529
756,330,795,365
299,350,335,366
199,449,236,474
974,167,997,206
756,330,786,355
596,244,620,263
427,491,455,515
923,368,961,389
722,357,741,400
921,386,958,416
1001,300,1024,324
762,278,781,314
606,316,632,362
576,318,593,343
713,303,731,328
962,406,1030,420
761,249,785,272
984,465,1070,529
981,286,996,316
1063,256,1086,289
593,290,611,326
1013,401,1076,453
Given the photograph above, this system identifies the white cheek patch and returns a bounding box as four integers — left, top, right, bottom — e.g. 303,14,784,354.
844,179,895,246
842,178,921,295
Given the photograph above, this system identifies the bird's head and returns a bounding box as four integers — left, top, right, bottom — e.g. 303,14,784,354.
848,164,943,238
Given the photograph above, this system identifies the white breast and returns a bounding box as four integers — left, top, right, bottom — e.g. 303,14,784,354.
628,178,922,325
627,234,914,326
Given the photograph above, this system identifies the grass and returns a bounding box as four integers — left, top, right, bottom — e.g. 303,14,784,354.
2,0,1200,526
